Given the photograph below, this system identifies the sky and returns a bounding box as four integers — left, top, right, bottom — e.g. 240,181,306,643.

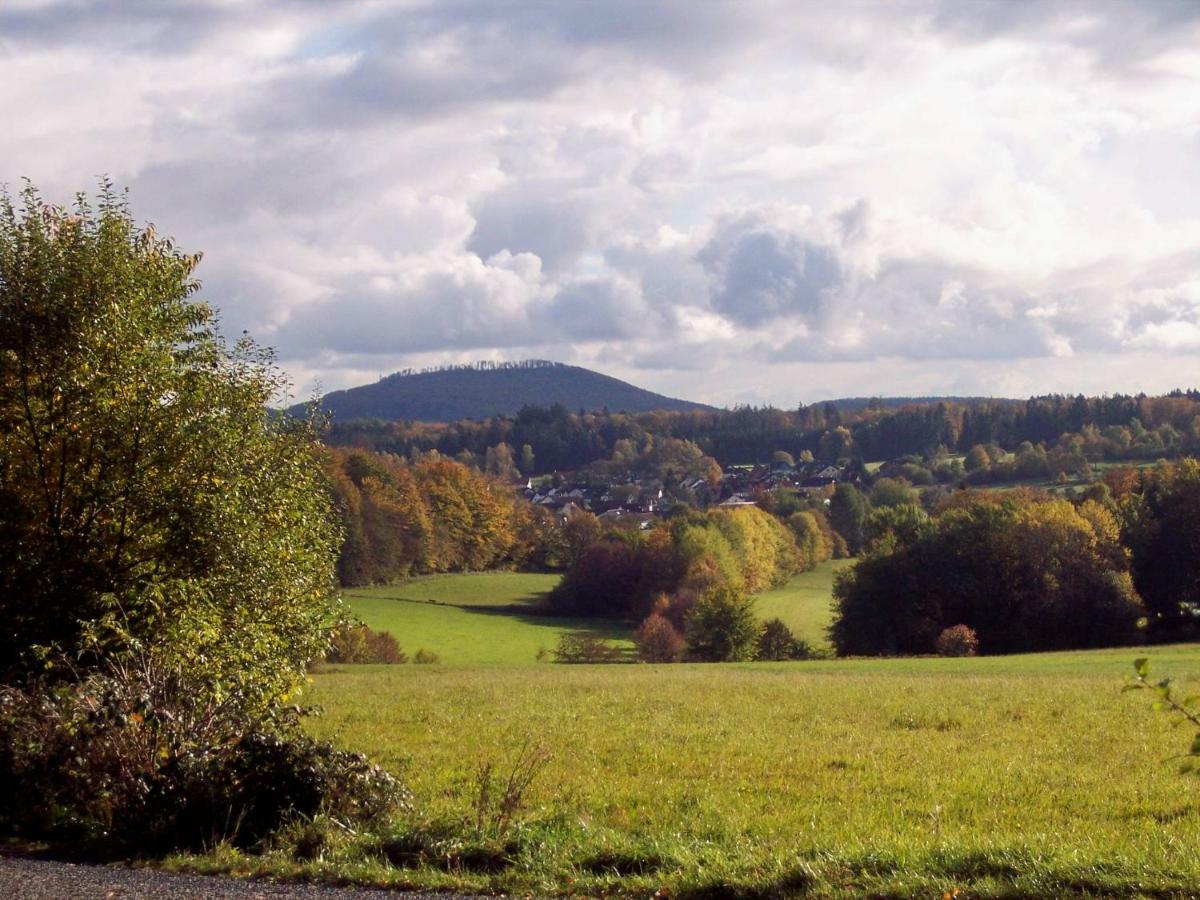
3,0,1200,408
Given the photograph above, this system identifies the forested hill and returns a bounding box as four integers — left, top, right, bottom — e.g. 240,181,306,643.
293,361,713,423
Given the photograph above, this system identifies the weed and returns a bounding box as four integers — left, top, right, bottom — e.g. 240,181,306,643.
472,741,550,838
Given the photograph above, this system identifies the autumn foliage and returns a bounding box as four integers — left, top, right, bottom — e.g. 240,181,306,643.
324,448,547,585
634,613,686,663
935,625,979,658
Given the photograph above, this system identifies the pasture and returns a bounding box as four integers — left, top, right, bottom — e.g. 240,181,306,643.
343,572,632,665
285,644,1200,897
197,570,1200,896
343,563,852,665
754,559,854,650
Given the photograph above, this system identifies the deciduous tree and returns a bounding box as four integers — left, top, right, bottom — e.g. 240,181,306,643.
0,184,340,707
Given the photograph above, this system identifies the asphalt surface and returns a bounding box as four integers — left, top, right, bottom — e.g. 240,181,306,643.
0,853,492,899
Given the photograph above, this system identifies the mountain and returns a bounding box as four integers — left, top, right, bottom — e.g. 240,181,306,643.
293,360,713,423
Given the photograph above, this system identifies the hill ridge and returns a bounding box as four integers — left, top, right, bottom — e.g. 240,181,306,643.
293,360,712,423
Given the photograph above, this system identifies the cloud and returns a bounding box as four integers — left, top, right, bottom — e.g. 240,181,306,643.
697,211,844,327
273,250,548,356
3,0,1200,404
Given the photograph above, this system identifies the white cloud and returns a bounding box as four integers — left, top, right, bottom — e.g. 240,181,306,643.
3,0,1200,404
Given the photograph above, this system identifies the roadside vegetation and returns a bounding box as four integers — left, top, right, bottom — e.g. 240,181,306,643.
0,185,401,855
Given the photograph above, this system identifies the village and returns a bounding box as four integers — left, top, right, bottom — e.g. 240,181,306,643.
520,459,852,527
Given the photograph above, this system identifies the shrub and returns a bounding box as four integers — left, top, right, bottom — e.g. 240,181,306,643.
0,658,406,851
327,624,407,664
0,184,340,703
553,633,623,664
0,184,403,858
158,731,406,849
413,649,441,665
935,625,979,657
634,613,686,663
685,583,759,662
756,618,816,661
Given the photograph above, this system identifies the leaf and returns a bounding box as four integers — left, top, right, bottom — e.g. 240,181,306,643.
1134,657,1150,678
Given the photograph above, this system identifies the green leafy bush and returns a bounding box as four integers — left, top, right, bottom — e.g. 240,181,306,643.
685,584,759,662
0,183,340,712
756,618,816,661
0,185,400,856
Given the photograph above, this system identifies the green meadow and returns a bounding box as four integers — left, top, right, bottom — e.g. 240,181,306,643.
343,572,633,665
754,559,855,650
187,568,1200,897
343,562,852,665
269,646,1200,897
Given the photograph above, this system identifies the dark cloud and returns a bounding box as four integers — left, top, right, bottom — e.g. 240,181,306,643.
270,259,543,356
698,214,843,326
468,186,596,272
0,0,229,52
547,277,650,341
927,0,1200,70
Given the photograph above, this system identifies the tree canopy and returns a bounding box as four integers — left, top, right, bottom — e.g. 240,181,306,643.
831,492,1142,655
1126,459,1200,628
0,184,340,707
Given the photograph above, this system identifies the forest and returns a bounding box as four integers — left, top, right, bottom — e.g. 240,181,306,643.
325,391,1200,472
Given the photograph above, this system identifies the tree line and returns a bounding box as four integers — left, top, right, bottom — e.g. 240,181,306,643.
831,460,1200,656
324,447,555,585
325,391,1200,473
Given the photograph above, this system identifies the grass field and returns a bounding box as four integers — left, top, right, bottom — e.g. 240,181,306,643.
311,570,1200,896
344,564,851,665
279,645,1200,896
754,559,855,650
347,571,561,608
166,570,1200,895
343,572,633,665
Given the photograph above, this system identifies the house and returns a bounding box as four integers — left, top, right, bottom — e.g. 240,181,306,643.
801,464,842,488
718,493,757,508
597,508,656,530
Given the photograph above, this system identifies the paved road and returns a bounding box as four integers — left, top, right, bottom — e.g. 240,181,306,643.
0,853,493,899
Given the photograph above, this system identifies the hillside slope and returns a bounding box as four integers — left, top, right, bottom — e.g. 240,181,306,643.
296,361,712,423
